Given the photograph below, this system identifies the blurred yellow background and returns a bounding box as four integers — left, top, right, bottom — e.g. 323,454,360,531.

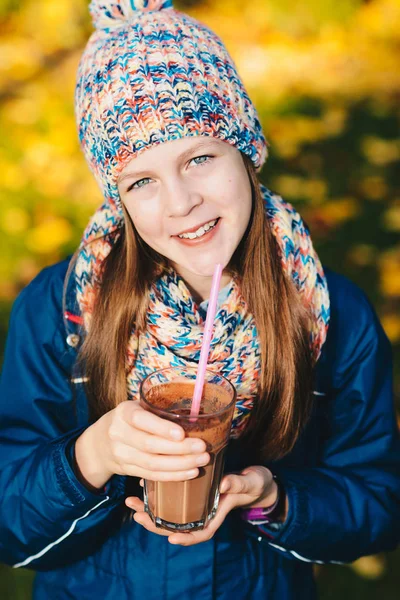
0,0,399,597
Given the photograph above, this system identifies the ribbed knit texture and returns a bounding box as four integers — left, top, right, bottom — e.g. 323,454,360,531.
75,186,330,436
74,1,330,436
75,0,267,208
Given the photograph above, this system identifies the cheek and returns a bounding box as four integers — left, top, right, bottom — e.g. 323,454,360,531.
125,201,164,239
219,177,252,223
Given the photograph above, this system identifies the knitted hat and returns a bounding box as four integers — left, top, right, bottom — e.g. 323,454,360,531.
75,0,268,208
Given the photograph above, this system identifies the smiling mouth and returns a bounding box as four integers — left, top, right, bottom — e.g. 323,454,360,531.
175,218,220,240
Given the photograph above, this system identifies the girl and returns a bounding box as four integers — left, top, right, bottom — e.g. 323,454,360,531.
1,1,399,598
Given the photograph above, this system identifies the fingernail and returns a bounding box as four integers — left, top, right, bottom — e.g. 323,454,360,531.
168,538,179,545
221,481,230,493
196,454,209,466
191,441,205,452
170,428,183,440
187,469,198,478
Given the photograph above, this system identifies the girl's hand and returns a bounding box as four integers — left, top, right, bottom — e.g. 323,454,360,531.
126,466,282,546
74,400,209,489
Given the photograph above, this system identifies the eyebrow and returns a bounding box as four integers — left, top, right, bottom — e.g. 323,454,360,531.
118,139,220,184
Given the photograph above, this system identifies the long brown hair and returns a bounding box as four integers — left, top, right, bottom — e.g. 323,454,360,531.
75,155,314,461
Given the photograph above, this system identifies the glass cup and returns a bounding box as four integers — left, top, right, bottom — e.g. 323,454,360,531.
140,366,236,532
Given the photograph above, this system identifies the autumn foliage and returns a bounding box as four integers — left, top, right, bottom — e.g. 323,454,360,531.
0,0,399,596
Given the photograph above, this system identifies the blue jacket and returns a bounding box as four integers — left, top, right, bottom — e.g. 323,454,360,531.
1,259,399,600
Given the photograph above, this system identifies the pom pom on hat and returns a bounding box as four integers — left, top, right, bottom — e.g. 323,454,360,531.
78,0,268,203
90,0,174,29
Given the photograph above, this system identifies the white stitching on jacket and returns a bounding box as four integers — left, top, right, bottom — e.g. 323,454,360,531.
71,377,89,384
12,496,110,568
269,542,344,565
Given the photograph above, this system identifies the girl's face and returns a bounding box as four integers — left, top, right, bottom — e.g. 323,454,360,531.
118,136,252,285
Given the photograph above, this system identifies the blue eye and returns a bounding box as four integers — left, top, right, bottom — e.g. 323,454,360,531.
126,155,212,192
127,178,151,192
191,155,211,166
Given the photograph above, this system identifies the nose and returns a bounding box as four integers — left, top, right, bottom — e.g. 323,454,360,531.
163,178,203,218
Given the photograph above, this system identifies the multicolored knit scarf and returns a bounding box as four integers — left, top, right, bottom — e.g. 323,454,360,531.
75,185,330,436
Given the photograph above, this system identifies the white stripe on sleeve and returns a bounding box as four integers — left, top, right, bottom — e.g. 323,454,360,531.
269,542,344,565
13,496,110,569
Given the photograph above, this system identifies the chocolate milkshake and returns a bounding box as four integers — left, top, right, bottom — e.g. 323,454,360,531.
140,368,236,532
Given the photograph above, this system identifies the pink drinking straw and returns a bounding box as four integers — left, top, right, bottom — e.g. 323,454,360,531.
190,263,223,419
